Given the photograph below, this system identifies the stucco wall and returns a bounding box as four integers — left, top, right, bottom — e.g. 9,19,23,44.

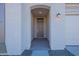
5,4,22,55
49,4,65,50
21,4,32,50
66,15,79,45
0,4,5,43
21,3,66,50
21,4,27,51
4,3,79,55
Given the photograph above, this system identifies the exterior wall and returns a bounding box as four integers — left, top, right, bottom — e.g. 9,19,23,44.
49,4,65,50
21,4,32,50
66,15,79,45
4,3,79,55
28,3,51,8
0,4,5,43
5,4,22,55
5,4,66,55
65,3,79,45
21,4,27,51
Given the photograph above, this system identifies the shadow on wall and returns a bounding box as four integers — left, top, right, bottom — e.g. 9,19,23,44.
0,4,6,54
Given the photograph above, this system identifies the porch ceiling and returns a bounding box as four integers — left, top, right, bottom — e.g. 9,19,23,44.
31,8,49,17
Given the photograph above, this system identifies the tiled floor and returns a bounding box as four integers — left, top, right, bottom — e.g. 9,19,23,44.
49,49,74,56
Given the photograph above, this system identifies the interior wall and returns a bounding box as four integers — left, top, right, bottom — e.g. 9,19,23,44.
66,15,79,45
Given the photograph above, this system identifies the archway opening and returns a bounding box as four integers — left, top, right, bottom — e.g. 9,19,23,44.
31,5,50,50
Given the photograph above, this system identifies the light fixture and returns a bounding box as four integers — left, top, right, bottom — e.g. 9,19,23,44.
56,12,62,23
56,13,61,17
39,11,42,14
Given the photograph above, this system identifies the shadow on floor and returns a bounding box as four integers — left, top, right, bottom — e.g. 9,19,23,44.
31,38,50,50
66,45,79,56
49,49,74,56
21,39,75,56
21,50,32,56
21,49,74,56
0,43,7,53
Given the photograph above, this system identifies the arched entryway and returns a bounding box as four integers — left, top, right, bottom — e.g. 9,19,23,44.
31,5,50,50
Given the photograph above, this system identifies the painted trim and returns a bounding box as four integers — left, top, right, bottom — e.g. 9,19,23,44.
66,45,79,47
31,5,50,10
65,14,79,16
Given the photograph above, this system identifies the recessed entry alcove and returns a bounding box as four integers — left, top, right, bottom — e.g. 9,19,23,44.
0,3,75,56
31,5,50,50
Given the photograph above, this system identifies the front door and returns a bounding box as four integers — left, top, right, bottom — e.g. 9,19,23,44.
37,18,44,38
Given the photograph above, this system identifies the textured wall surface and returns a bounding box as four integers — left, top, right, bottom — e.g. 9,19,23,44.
0,3,5,43
49,4,65,50
5,4,22,55
66,16,79,45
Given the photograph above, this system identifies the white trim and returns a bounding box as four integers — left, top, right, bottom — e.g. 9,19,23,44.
31,5,50,10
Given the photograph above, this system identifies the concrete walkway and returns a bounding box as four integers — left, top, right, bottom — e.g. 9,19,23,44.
31,38,50,50
0,43,6,53
32,50,49,56
21,39,75,56
31,38,50,56
66,45,79,56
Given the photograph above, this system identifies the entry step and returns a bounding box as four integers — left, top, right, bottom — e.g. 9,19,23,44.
32,50,49,56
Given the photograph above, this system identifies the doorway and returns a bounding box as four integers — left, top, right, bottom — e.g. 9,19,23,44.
31,6,50,50
37,18,44,38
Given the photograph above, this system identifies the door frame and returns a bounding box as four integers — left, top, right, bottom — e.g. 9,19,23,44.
36,17,44,38
35,17,46,38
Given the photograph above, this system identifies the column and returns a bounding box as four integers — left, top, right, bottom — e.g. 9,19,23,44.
5,4,22,55
21,4,32,50
26,5,32,49
49,3,65,50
